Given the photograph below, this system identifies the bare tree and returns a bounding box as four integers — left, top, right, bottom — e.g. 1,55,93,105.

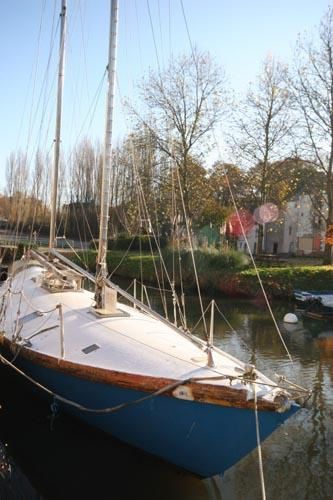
133,48,226,220
230,56,293,253
290,6,333,264
65,139,102,240
69,138,101,203
28,151,50,234
5,151,29,230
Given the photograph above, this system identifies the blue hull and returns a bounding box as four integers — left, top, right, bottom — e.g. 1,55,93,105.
13,357,299,477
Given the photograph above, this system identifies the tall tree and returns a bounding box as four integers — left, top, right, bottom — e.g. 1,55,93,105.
290,6,333,264
65,139,102,240
158,156,210,231
133,48,226,220
28,151,50,233
112,128,163,235
208,162,249,209
230,56,293,253
5,151,29,230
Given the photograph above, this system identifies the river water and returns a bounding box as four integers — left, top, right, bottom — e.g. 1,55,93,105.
0,290,332,499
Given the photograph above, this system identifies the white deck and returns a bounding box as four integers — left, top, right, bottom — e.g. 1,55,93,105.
1,265,279,399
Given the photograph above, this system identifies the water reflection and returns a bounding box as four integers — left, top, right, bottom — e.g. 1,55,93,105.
0,366,225,500
1,291,333,499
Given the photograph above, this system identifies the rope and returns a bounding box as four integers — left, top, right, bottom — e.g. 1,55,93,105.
20,291,59,315
214,302,238,335
254,384,267,500
191,301,211,335
0,343,308,400
135,280,173,294
0,351,193,413
58,238,90,271
25,324,59,342
214,300,272,375
108,231,139,278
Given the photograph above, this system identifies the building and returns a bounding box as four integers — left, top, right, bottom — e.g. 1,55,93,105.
237,194,326,256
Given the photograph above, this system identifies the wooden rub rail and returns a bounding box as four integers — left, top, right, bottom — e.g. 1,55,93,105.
0,336,291,413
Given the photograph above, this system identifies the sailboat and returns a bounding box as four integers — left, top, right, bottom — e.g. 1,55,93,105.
0,0,310,478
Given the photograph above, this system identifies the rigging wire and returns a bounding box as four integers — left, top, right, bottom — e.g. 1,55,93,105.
15,0,47,151
108,230,140,278
171,164,187,328
140,0,209,335
31,7,61,160
146,0,162,75
157,0,165,66
54,71,106,249
47,0,106,249
180,0,196,60
6,4,59,257
78,1,90,103
147,0,207,334
134,0,144,71
135,281,173,294
135,182,169,317
114,72,188,328
24,0,48,156
179,0,293,364
190,300,211,336
174,162,208,337
168,0,172,55
130,153,186,327
212,131,294,365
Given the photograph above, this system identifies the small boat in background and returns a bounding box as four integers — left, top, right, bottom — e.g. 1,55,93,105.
294,289,333,308
293,289,333,321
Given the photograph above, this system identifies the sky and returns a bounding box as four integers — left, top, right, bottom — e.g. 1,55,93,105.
0,0,332,192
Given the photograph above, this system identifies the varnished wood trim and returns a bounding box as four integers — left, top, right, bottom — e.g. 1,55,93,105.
0,336,282,411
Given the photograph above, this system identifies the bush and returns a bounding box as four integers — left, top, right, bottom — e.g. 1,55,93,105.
162,247,249,271
236,265,333,299
161,248,250,291
70,250,157,282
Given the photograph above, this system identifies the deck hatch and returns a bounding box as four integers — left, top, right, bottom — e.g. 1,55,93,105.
82,343,100,354
20,312,44,323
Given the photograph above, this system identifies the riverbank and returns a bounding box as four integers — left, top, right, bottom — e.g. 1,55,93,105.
225,265,333,299
68,250,333,300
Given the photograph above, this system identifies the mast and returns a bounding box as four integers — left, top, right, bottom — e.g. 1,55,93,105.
95,0,119,309
49,0,67,250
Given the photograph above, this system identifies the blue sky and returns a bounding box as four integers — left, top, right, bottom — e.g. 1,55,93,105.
0,0,331,191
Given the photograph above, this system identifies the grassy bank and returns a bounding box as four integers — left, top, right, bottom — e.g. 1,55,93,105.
223,266,333,300
69,250,333,300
